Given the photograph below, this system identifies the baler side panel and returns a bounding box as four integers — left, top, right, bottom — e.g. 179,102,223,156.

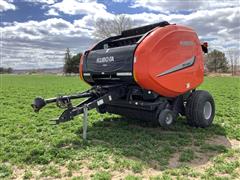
134,25,204,97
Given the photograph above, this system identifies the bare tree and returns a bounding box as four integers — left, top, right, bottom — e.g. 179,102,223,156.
93,14,133,40
227,49,240,76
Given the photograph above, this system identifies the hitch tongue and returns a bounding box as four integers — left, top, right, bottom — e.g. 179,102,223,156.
31,97,46,112
31,87,121,124
31,90,94,112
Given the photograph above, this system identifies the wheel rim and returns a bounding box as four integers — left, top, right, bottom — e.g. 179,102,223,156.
203,101,212,119
165,113,173,125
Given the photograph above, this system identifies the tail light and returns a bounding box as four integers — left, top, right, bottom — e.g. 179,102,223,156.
203,42,208,47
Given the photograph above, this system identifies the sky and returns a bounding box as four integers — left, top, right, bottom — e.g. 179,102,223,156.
0,0,239,69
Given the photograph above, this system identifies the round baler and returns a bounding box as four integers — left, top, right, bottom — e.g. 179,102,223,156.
32,21,215,128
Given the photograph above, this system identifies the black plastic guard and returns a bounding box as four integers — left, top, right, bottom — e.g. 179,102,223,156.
82,45,136,85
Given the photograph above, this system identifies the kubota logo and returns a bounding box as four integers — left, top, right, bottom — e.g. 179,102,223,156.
96,56,114,63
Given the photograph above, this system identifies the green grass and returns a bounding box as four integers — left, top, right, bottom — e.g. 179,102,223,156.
0,164,13,179
125,175,142,180
0,75,240,179
179,149,195,162
23,169,33,180
91,171,112,180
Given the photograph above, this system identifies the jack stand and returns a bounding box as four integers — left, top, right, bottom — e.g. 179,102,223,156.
83,104,88,141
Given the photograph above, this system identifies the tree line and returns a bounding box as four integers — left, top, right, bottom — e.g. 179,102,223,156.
0,67,13,74
63,48,82,74
205,49,239,75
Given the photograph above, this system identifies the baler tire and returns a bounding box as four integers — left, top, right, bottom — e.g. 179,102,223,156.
186,90,215,128
158,109,176,128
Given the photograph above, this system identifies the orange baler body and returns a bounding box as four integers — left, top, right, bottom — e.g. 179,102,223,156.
134,25,204,97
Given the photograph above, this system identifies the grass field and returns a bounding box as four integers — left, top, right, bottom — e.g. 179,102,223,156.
0,75,240,179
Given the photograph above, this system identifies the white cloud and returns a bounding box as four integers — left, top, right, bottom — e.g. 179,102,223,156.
0,0,16,12
50,0,110,16
19,0,57,5
112,0,128,3
1,43,65,69
45,8,59,16
1,18,94,69
45,0,115,34
131,0,239,13
125,6,240,53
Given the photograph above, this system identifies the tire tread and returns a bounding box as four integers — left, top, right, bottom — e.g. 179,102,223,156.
186,90,215,128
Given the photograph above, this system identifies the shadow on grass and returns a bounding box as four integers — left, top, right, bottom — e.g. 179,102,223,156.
74,116,231,170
